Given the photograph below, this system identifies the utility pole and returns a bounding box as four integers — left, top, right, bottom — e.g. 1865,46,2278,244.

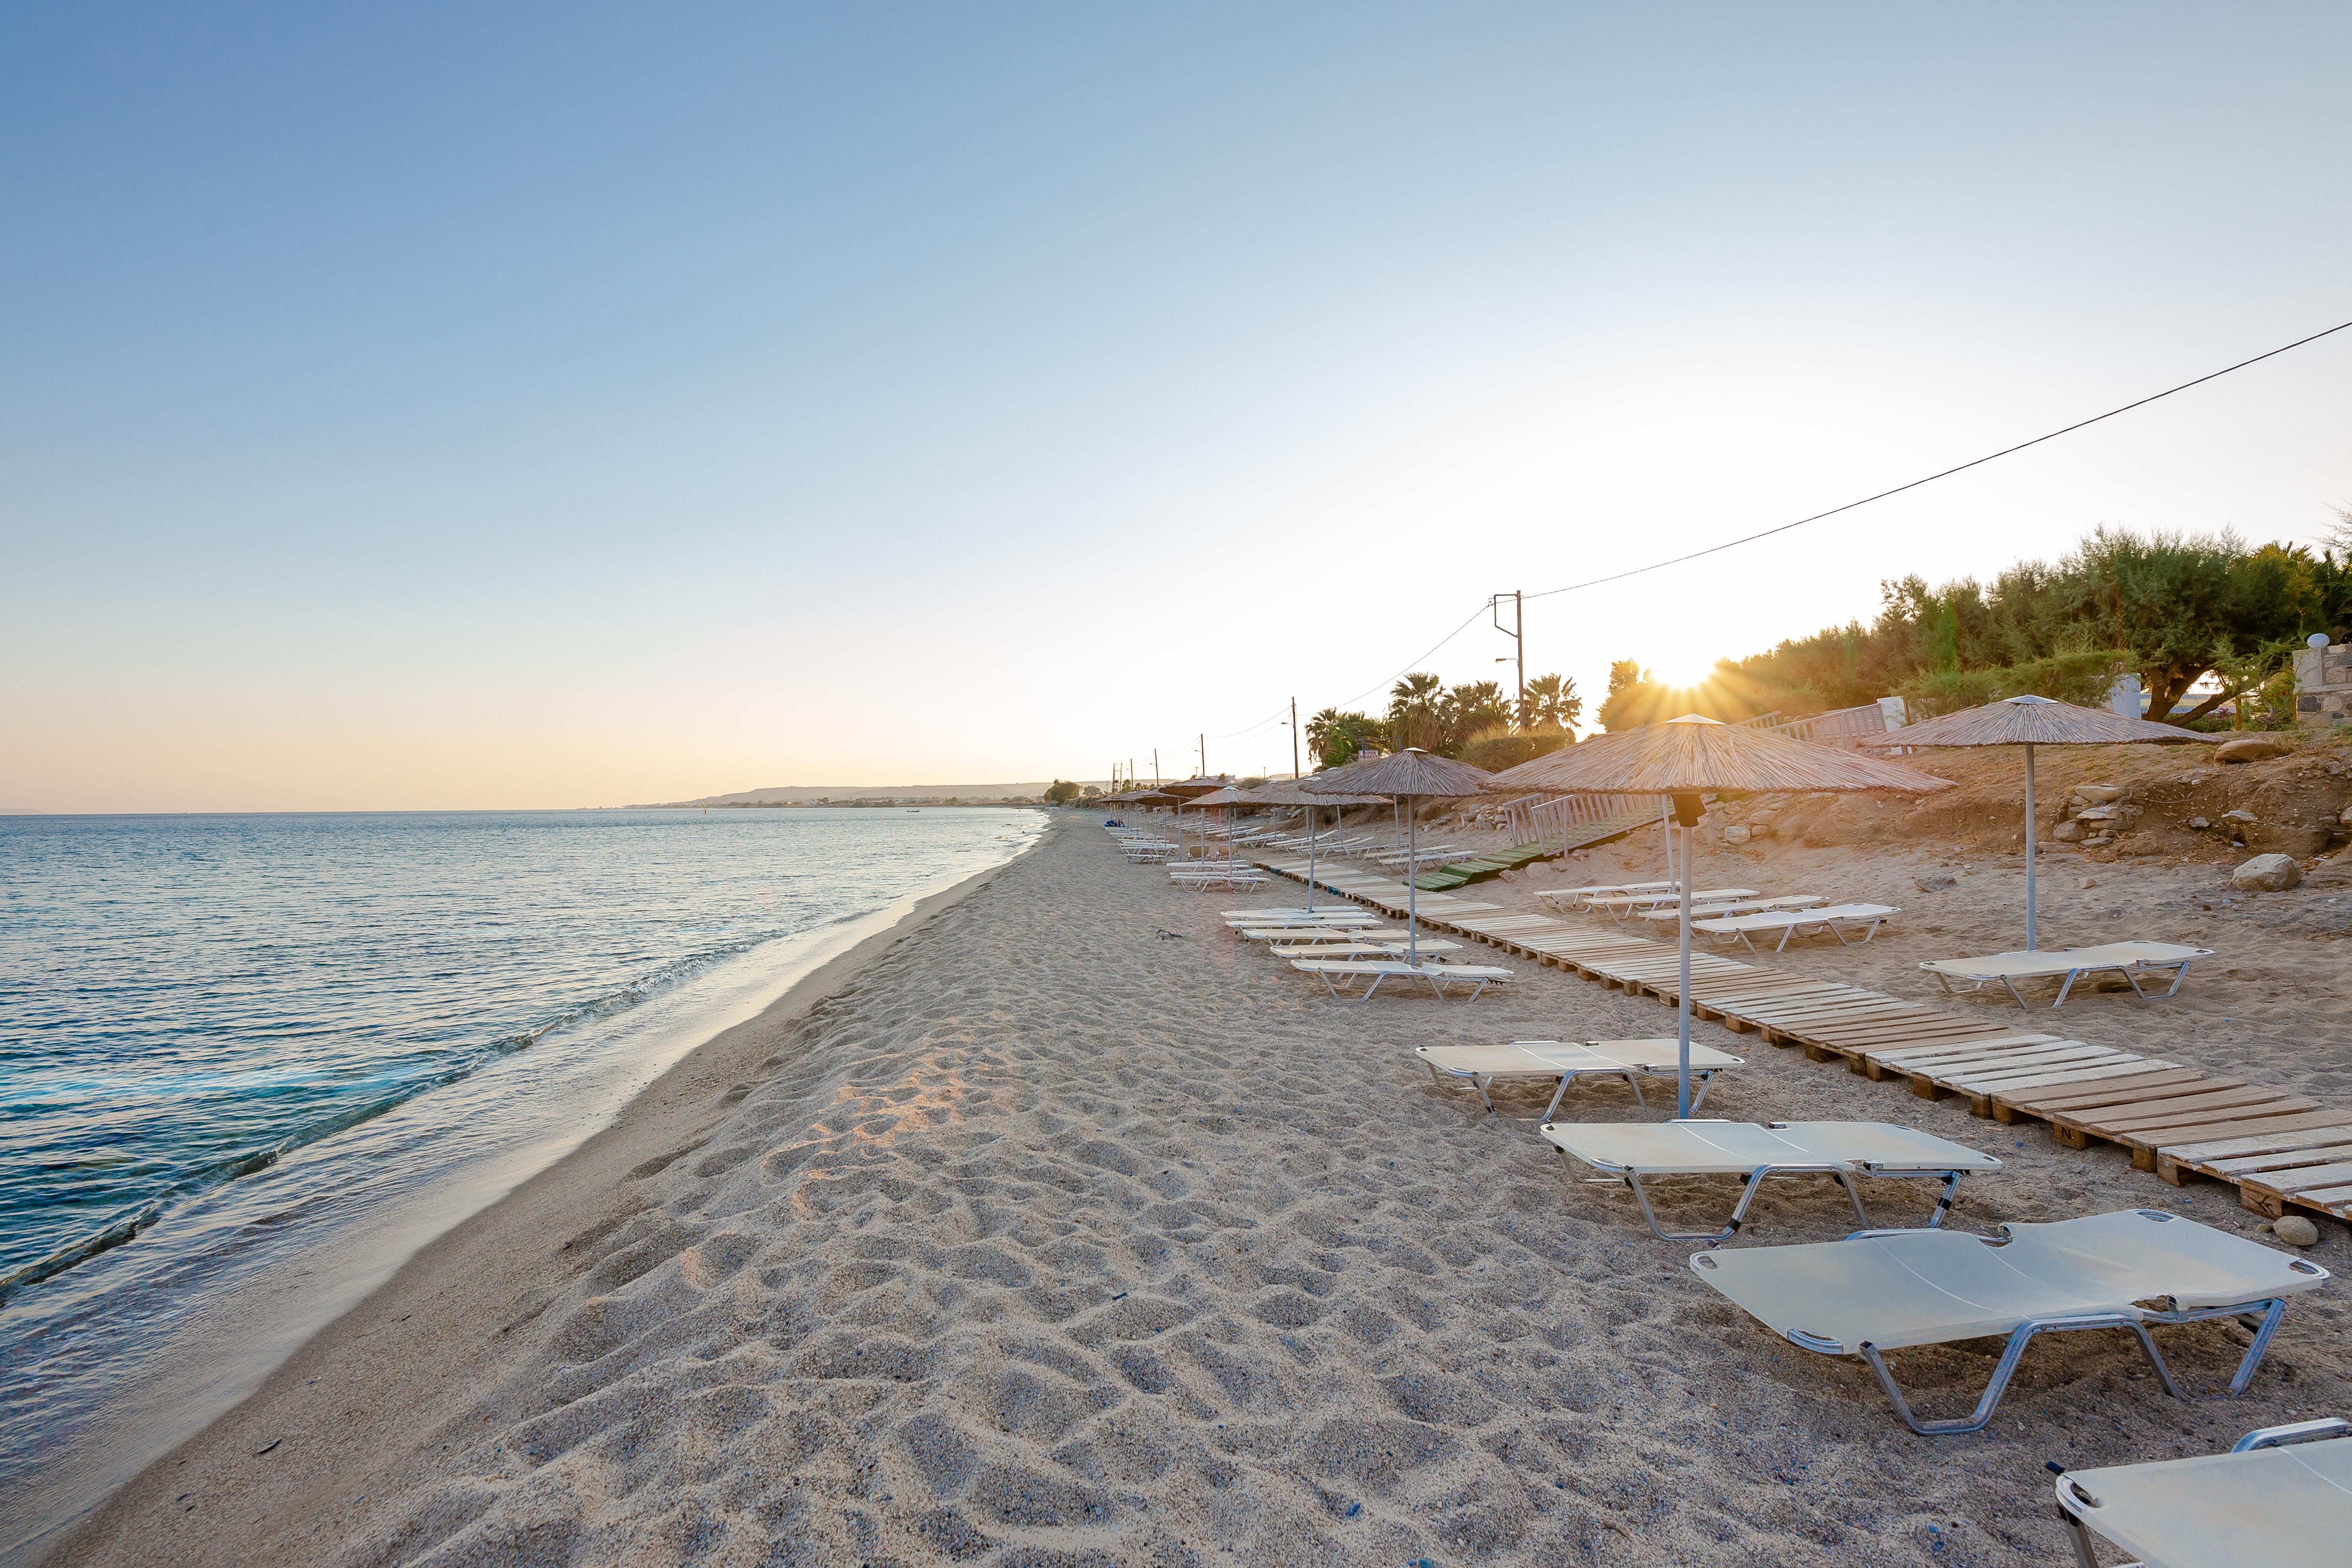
1199,732,1206,779
1153,749,1159,788
1491,590,1524,724
1290,696,1300,779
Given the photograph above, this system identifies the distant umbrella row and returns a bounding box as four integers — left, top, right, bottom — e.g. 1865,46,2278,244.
1098,696,2217,1115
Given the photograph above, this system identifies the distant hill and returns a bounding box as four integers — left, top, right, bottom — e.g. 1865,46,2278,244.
628,781,1111,807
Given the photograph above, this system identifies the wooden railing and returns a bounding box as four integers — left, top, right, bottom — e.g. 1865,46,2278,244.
1499,791,1663,848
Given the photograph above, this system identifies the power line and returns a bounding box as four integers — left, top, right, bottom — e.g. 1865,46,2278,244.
1523,316,2352,602
1148,315,2349,755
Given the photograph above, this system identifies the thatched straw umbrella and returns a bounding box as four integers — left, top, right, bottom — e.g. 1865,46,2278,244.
1304,749,1495,964
1489,715,1951,1114
1863,694,2217,950
1237,779,1391,911
1185,785,1254,875
1159,774,1233,860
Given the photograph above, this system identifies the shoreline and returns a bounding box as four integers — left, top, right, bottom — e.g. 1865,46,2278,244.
39,823,1051,1566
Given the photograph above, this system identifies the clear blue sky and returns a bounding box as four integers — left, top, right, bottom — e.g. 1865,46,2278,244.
5,4,2347,808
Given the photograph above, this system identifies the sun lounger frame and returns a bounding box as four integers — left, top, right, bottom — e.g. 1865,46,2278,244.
1415,1040,1741,1121
1697,904,1899,953
1543,1119,1991,1245
2055,1417,2352,1568
1691,1210,2326,1435
1922,943,2214,1009
1294,959,1512,1002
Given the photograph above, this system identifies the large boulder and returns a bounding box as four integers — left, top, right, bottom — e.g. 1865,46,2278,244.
2231,853,2303,892
2217,736,2291,764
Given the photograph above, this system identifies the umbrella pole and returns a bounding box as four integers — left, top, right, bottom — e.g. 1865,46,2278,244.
1406,797,1419,966
2024,742,2037,951
1305,804,1317,912
1677,816,1694,1118
1660,800,1675,886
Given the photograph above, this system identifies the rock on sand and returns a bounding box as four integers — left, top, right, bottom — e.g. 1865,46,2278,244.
2232,853,2303,891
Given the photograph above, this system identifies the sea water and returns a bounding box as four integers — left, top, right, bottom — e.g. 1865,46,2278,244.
0,806,1045,1555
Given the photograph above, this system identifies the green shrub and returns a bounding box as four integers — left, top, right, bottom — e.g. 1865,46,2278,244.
1897,651,2128,717
1458,730,1574,772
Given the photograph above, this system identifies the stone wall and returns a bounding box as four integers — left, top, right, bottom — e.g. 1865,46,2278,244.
2296,645,2352,729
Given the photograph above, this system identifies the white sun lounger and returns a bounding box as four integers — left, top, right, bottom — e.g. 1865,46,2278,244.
1541,1119,2000,1244
1635,894,1828,924
1587,888,1760,920
1697,903,1901,952
1239,926,1395,945
1690,1209,2329,1435
1920,941,2214,1008
2053,1416,2352,1568
1230,915,1381,930
1223,907,1367,920
1292,959,1513,1001
1415,1039,1743,1119
1539,881,1680,910
1272,939,1462,960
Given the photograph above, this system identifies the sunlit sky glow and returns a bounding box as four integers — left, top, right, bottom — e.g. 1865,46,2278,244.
4,4,2348,811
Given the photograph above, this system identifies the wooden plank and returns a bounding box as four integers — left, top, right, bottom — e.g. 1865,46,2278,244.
1992,1068,2215,1112
2097,1107,2352,1153
1937,1053,2154,1088
1872,1044,2117,1081
2162,1125,2352,1166
1986,1067,2207,1119
1872,1040,2103,1070
2200,1142,2352,1178
2062,1091,2319,1137
2041,1086,2276,1123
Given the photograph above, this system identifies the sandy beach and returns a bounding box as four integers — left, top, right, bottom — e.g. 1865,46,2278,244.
54,811,2352,1567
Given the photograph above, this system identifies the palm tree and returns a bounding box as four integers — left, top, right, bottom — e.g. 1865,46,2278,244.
1517,672,1582,732
1386,673,1447,752
1440,680,1511,752
1307,707,1382,769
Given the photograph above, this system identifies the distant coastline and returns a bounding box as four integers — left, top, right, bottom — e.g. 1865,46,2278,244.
631,781,1104,808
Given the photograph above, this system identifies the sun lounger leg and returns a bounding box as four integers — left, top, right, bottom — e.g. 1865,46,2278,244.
1776,924,1796,953
1856,1314,2138,1435
1622,1072,1648,1111
2060,1507,2104,1568
1856,1299,2291,1436
2002,977,2030,1009
1625,1172,1744,1247
1541,1075,1574,1122
2134,1298,2291,1401
1686,1071,1715,1114
2052,969,2083,1008
1925,1170,1961,1229
2158,962,2190,998
1831,1171,1871,1228
1358,974,1385,1004
1471,1074,1495,1115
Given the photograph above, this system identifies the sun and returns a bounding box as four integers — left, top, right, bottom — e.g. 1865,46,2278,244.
1645,651,1723,692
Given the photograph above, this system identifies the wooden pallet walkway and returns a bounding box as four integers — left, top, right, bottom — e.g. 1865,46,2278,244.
1251,856,2352,1227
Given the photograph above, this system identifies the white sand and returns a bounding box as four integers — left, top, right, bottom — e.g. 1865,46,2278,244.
56,818,2352,1566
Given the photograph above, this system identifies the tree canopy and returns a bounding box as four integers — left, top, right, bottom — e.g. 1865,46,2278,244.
1599,525,2346,729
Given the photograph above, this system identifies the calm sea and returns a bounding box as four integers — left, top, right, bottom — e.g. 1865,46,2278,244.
0,806,1045,1556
